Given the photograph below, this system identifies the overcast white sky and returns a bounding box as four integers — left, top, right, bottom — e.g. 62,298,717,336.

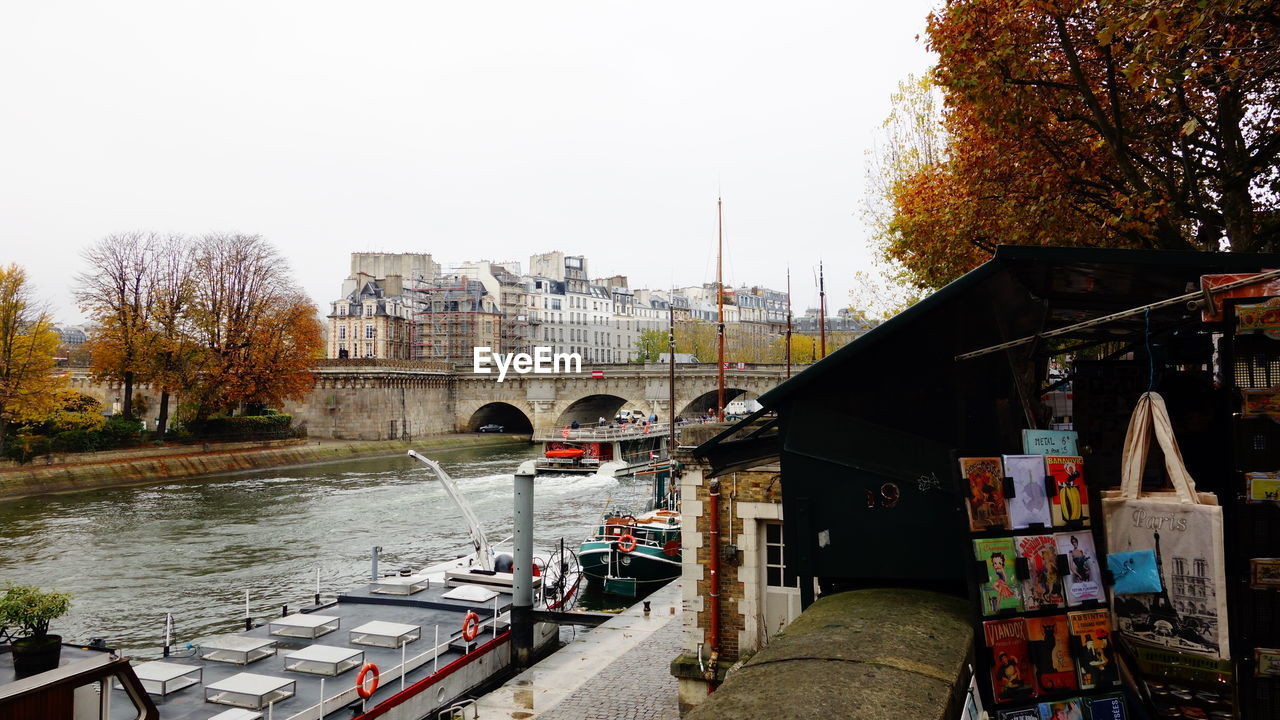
2,1,938,323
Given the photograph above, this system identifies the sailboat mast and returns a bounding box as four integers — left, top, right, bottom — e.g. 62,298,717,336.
668,295,676,447
818,260,827,360
785,268,792,378
716,197,726,422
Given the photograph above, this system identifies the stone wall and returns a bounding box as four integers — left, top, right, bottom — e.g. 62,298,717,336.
289,369,455,440
678,588,972,720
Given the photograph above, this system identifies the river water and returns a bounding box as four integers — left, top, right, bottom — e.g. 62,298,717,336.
0,442,654,658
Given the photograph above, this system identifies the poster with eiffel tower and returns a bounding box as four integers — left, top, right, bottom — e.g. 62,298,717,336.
1107,524,1227,659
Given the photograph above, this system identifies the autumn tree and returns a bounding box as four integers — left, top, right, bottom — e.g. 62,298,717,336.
890,0,1280,289
144,234,199,438
184,233,322,423
0,265,63,450
75,232,156,419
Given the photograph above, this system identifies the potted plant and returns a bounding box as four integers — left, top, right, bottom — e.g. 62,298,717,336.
0,584,71,678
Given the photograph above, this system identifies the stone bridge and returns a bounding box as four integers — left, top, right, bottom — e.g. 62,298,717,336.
291,360,799,441
65,360,801,441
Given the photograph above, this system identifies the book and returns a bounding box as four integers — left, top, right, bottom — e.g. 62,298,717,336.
1021,429,1078,456
1055,531,1101,606
1249,558,1280,589
1004,454,1052,529
1084,694,1127,720
975,537,1023,615
1026,615,1077,694
1016,534,1064,611
1045,456,1089,527
984,617,1035,703
961,456,1009,531
1246,471,1280,502
1036,697,1083,720
996,708,1039,720
1067,609,1119,689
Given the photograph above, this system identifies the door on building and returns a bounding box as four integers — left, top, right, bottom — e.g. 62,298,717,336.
762,520,801,639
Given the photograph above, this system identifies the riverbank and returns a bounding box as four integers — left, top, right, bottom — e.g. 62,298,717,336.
0,433,532,501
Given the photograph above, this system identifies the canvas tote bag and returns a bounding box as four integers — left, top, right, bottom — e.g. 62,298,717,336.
1101,392,1230,661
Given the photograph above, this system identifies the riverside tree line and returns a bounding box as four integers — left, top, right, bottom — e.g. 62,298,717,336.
0,233,322,457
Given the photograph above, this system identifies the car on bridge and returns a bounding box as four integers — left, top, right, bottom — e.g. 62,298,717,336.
477,423,505,433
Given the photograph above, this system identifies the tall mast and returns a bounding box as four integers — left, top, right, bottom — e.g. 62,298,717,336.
716,197,726,422
818,260,827,360
668,294,676,450
785,268,792,378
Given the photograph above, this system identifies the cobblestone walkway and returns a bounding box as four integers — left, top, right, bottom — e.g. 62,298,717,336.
536,612,683,720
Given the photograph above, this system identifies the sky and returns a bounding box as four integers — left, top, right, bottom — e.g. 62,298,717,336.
1,1,938,324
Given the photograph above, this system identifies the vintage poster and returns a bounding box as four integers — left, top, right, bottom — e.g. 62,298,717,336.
1035,697,1083,720
1017,534,1064,611
975,537,1023,615
1067,609,1119,690
1045,456,1089,527
1255,647,1280,677
1004,454,1053,529
961,456,1009,531
1055,531,1101,606
996,708,1039,720
1250,558,1280,589
1025,615,1078,695
1235,299,1280,338
984,618,1035,703
1242,388,1280,417
1246,471,1280,503
1021,429,1079,456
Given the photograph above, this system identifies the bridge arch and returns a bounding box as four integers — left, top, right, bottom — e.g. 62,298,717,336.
465,402,534,433
553,393,653,428
677,388,749,420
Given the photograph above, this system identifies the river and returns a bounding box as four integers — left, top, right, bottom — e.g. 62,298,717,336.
0,442,654,658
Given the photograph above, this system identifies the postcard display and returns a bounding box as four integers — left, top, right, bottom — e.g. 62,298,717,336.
1223,297,1280,719
960,433,1129,720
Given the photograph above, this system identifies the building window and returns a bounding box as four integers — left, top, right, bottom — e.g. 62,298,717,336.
338,326,347,339
365,342,374,357
365,325,375,339
765,522,797,588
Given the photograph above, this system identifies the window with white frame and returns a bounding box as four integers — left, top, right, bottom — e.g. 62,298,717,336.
765,521,798,588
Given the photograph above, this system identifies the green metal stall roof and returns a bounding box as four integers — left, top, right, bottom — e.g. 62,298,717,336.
698,244,1280,473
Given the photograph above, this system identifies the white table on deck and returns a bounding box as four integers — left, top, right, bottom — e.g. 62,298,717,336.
199,635,277,665
269,612,339,638
208,709,264,720
349,620,421,648
204,672,296,709
283,644,364,676
371,573,431,595
129,660,202,696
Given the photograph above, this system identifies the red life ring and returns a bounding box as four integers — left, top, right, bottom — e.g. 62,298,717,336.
617,534,637,553
561,427,571,438
356,662,379,699
462,610,481,642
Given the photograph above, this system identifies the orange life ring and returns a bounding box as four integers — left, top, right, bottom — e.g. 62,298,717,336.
462,610,481,642
356,662,379,699
617,534,637,553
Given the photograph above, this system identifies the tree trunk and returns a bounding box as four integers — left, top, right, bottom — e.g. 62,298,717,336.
156,391,170,440
122,370,135,420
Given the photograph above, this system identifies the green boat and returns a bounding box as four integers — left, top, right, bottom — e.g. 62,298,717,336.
580,506,682,596
580,462,681,596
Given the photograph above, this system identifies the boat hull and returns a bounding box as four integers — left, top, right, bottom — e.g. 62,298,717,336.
580,541,681,589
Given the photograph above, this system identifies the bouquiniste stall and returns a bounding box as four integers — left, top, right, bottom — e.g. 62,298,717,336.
696,246,1280,718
